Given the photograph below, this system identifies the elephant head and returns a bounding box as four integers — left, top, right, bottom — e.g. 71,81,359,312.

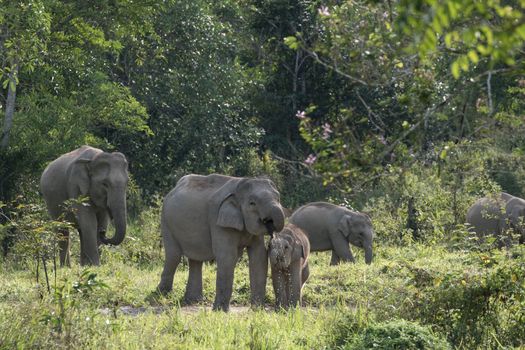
269,234,304,270
509,205,525,244
338,212,374,264
70,151,129,246
217,178,285,236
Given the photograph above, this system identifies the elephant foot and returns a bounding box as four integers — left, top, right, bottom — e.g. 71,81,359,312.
156,284,172,296
212,301,230,312
183,294,203,305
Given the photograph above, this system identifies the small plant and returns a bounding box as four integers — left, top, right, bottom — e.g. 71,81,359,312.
2,198,74,293
40,270,108,344
342,319,450,350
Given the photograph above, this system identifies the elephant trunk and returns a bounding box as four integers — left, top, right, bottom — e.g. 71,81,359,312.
364,243,373,265
100,189,127,246
264,204,285,235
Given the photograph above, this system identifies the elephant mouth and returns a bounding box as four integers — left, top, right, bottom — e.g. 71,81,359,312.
262,218,275,236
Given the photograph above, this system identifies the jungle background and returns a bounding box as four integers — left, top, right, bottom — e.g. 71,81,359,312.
1,0,524,349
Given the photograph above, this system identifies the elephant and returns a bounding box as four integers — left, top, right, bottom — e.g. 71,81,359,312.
156,174,285,312
289,202,374,265
40,145,129,266
466,192,525,246
268,224,310,309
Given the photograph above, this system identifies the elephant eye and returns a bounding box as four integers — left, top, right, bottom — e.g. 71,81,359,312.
249,201,256,206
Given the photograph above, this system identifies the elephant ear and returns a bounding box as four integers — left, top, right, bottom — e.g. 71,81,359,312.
297,242,306,259
337,215,352,238
217,193,244,231
510,206,525,227
68,156,92,197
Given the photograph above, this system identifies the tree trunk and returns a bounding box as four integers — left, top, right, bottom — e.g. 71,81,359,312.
1,65,18,150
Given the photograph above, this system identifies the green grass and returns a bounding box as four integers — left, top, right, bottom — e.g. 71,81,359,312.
1,215,524,349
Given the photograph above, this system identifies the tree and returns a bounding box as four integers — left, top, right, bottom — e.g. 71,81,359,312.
0,0,50,150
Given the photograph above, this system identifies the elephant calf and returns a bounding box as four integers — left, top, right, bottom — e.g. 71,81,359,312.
466,192,525,246
268,224,310,309
289,202,374,265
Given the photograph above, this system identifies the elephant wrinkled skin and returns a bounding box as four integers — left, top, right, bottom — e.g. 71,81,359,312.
40,145,129,266
157,174,285,312
269,224,310,309
289,202,374,265
466,192,525,246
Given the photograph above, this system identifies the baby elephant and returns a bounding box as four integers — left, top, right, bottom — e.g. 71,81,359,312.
268,224,310,309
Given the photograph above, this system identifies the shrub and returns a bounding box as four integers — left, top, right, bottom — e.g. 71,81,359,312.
342,319,450,350
418,249,525,348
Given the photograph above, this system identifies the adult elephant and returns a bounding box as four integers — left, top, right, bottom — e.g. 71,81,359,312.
466,192,525,245
157,174,285,312
289,202,374,265
40,145,129,266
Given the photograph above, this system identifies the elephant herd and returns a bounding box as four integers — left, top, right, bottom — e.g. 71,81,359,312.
39,146,525,311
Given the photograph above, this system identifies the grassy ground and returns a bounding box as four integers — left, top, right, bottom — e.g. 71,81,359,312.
1,215,524,349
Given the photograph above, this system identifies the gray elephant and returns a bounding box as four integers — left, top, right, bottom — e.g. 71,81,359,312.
466,192,525,246
268,224,310,309
289,202,373,265
157,174,285,311
40,146,129,266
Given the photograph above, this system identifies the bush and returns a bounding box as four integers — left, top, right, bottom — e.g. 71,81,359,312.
418,248,525,348
342,319,450,350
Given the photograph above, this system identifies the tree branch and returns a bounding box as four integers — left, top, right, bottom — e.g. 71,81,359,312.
305,49,369,86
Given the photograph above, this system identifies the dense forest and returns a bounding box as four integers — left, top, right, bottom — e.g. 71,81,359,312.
1,0,525,349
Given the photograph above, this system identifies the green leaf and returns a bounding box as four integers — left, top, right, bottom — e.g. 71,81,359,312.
477,44,490,55
480,26,494,46
444,33,453,47
451,61,460,79
447,1,458,19
458,55,469,71
467,50,479,64
283,36,299,50
515,24,525,39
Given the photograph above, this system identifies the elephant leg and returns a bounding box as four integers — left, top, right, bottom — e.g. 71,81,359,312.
213,251,238,312
247,237,268,307
157,231,182,295
76,206,100,266
330,251,340,265
288,261,303,307
329,231,355,263
184,259,203,304
272,268,287,309
300,263,310,307
301,262,310,286
58,228,70,267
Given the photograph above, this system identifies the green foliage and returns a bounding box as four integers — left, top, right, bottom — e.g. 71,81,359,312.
104,200,163,268
418,248,525,348
341,319,450,350
397,0,525,77
2,219,525,349
1,199,72,269
41,270,108,343
0,0,51,76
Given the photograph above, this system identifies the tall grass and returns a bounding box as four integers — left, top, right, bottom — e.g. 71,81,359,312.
1,202,524,349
